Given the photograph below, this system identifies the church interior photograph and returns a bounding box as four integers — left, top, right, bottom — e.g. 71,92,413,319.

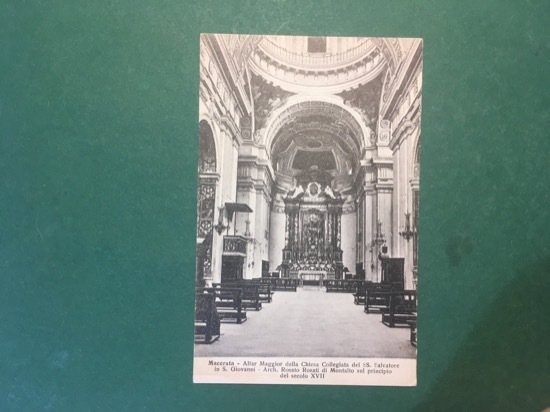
194,34,422,359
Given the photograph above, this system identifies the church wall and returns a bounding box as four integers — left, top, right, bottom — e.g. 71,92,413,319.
341,212,357,274
198,36,250,285
235,160,274,278
207,133,239,284
234,185,253,278
378,188,393,258
395,139,418,289
269,210,285,274
362,184,376,282
252,189,270,278
392,126,420,290
367,191,380,282
221,134,236,203
388,55,422,290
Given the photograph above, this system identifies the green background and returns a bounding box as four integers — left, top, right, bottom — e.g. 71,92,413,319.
1,1,549,410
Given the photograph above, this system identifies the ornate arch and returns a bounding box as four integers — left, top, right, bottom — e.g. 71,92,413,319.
261,95,371,157
197,119,218,238
196,119,219,284
198,117,219,174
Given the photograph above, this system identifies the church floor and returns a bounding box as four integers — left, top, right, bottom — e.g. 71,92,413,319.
195,286,417,358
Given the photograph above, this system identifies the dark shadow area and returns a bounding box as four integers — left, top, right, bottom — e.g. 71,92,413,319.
415,257,550,411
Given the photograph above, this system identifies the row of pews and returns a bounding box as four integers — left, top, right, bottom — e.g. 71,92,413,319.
323,279,418,347
325,279,364,293
194,278,300,344
195,277,417,347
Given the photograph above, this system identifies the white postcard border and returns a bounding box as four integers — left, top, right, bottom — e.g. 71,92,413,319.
194,357,416,386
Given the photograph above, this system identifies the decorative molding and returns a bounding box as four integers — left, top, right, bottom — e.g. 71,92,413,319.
388,91,421,151
240,114,253,140
251,71,295,130
342,203,356,214
410,175,420,190
198,174,220,184
389,119,415,151
379,39,422,119
249,42,387,94
265,100,365,153
372,38,401,75
377,118,391,146
375,183,394,194
204,34,252,116
219,115,242,147
338,69,386,133
272,204,285,214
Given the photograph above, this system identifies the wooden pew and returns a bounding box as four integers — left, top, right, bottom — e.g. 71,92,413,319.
242,280,273,303
407,319,417,347
197,287,247,324
261,278,298,292
275,278,299,291
220,280,270,305
194,291,220,344
381,291,417,327
364,284,394,314
353,281,372,305
325,279,362,293
215,280,273,303
214,283,262,311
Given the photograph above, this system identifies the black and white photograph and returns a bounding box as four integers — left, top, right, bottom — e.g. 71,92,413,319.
194,34,422,385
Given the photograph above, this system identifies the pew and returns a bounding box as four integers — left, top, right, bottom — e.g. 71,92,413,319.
241,280,273,303
197,287,247,324
194,291,220,344
325,279,362,293
216,280,273,303
275,278,299,291
381,291,417,327
261,278,298,292
353,281,373,305
214,283,262,311
364,284,394,314
407,319,417,347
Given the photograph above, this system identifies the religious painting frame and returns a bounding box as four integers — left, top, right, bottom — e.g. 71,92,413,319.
194,33,422,386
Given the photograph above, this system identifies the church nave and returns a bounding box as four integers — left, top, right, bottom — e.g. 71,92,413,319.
195,287,416,359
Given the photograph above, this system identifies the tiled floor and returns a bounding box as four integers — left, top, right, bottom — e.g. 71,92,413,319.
195,286,417,358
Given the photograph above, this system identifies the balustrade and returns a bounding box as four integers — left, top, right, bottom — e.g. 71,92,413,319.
260,38,374,68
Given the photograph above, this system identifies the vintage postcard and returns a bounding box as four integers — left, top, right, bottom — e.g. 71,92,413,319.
194,34,422,386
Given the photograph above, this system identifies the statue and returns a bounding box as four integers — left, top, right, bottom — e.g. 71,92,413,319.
324,185,336,199
287,184,304,199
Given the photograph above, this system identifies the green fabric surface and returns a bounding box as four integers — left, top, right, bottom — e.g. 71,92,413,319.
1,0,548,410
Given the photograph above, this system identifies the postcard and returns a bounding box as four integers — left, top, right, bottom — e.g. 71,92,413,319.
194,33,422,386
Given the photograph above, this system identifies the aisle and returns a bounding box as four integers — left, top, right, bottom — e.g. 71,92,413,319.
194,287,416,358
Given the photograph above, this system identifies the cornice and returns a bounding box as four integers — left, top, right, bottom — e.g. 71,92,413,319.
249,51,387,95
203,34,251,117
389,96,421,151
219,115,241,146
389,119,415,151
380,40,423,120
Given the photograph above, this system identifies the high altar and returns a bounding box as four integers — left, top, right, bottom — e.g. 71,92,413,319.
280,168,345,281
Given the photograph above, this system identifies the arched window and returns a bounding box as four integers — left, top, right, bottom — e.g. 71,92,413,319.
198,121,216,173
196,121,217,284
197,121,217,238
308,36,327,53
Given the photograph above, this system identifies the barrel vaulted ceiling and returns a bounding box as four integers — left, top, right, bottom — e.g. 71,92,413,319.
215,34,409,188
